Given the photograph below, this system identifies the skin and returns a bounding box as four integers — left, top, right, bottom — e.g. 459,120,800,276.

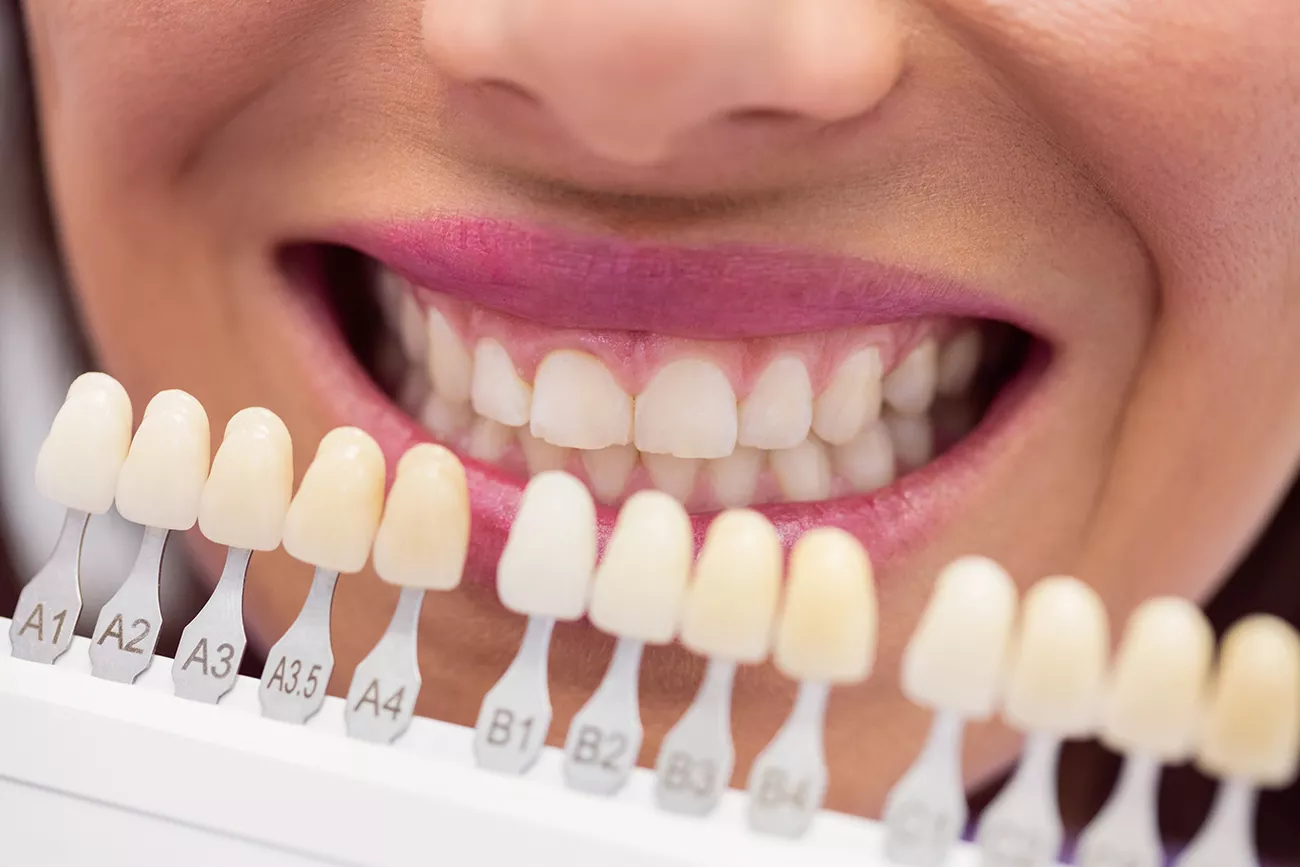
18,0,1300,820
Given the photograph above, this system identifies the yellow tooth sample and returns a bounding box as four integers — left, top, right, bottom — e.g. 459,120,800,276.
1196,615,1300,787
197,408,293,552
34,372,134,515
113,389,211,530
497,471,597,619
588,490,693,643
680,509,783,662
1100,597,1213,761
774,528,877,683
371,444,470,590
1003,576,1110,737
902,556,1018,718
280,427,386,574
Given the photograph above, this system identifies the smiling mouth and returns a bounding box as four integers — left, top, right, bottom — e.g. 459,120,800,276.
277,218,1040,578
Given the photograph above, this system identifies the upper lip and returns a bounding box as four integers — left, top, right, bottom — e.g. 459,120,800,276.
324,217,1036,339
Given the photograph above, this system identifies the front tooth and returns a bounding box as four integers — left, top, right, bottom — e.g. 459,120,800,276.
35,372,134,515
1100,598,1213,761
1196,615,1300,786
587,490,693,643
885,412,934,470
467,416,514,462
197,408,293,552
113,390,211,531
1003,576,1110,737
425,307,473,404
581,444,639,503
770,437,832,502
642,452,700,502
680,509,782,662
831,423,895,493
812,347,882,445
707,446,764,508
371,443,469,591
518,428,572,474
634,358,737,459
738,355,812,449
496,471,597,619
530,350,632,449
420,394,473,439
883,338,938,415
937,328,982,396
280,427,386,573
902,556,1018,718
773,527,877,683
471,338,532,427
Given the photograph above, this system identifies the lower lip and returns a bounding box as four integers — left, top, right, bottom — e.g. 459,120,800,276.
278,250,1046,586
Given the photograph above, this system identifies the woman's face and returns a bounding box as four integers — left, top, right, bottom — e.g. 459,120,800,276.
21,0,1300,812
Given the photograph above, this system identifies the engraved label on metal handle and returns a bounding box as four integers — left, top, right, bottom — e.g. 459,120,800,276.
475,616,555,775
1170,780,1258,867
258,568,338,724
1075,754,1163,867
88,526,169,684
974,733,1064,867
563,637,645,796
172,548,252,703
10,510,89,664
746,681,830,839
882,712,968,867
655,659,736,816
345,587,425,744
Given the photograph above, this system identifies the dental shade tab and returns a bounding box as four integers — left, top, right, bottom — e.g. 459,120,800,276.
259,426,386,724
345,443,470,744
11,373,133,664
174,408,294,703
90,389,211,684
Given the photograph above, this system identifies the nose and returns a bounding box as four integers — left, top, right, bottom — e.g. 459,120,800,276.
423,0,905,165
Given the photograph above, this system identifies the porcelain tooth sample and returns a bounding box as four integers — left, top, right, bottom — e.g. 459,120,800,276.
90,389,210,684
974,575,1110,867
345,444,469,744
883,556,1019,866
655,509,782,816
174,408,293,703
259,427,386,724
1076,598,1213,867
475,471,597,775
565,490,693,795
1174,615,1300,867
748,528,877,838
12,373,133,664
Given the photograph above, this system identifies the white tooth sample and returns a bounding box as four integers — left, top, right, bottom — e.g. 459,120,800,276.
773,527,877,683
884,556,1018,866
750,527,876,838
886,412,935,471
634,358,737,459
707,446,764,508
518,428,572,475
470,338,532,427
371,443,469,590
198,408,294,551
280,427,386,574
1076,598,1214,867
530,350,632,449
467,416,513,462
419,394,472,438
937,328,982,396
113,390,212,531
587,490,693,644
738,355,812,449
831,423,896,493
975,575,1109,867
581,444,639,504
770,437,832,502
496,471,597,619
642,452,701,502
812,347,882,445
425,307,473,404
680,509,782,662
902,556,1018,717
883,338,939,415
34,372,134,515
